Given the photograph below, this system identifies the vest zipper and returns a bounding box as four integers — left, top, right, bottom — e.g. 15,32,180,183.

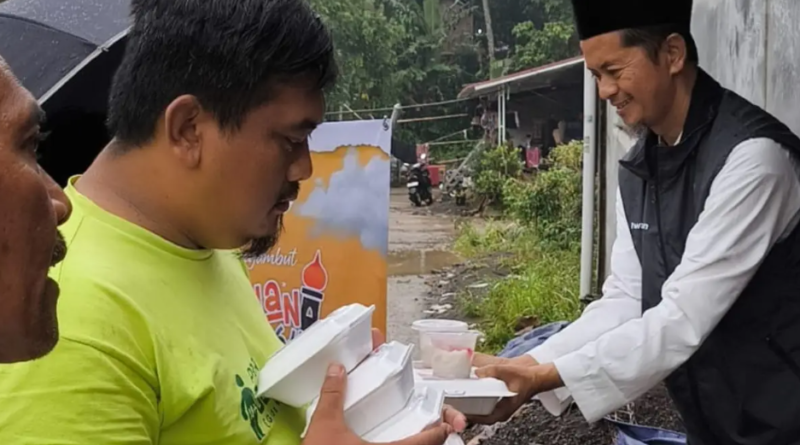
653,165,720,445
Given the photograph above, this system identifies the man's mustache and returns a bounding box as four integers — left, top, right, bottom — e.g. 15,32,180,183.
51,231,67,267
279,182,300,203
240,183,299,260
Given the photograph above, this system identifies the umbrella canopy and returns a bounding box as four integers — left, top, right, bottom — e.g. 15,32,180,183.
0,0,131,184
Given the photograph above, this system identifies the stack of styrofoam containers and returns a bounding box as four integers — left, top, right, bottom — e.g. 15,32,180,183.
411,319,517,417
257,304,448,442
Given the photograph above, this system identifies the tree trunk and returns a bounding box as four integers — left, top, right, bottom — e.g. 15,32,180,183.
481,0,496,76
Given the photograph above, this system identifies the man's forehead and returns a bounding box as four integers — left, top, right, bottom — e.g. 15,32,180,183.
582,32,629,66
0,75,43,133
0,57,28,102
0,60,13,98
0,55,23,91
262,84,325,129
0,55,10,75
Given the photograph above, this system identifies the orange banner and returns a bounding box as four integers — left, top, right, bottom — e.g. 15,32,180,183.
246,120,391,343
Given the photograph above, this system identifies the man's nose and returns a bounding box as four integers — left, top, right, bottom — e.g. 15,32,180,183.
597,76,618,101
287,145,313,183
40,168,71,225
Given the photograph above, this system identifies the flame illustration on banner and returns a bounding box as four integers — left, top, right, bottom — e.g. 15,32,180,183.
255,250,330,344
302,250,328,291
300,250,328,331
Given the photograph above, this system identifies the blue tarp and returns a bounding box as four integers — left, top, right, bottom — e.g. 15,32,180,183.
497,321,570,358
497,322,687,445
608,420,687,445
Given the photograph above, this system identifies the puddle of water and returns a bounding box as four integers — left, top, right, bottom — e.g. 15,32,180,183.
388,250,462,276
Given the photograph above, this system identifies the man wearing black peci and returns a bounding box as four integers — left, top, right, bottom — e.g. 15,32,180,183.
470,1,800,444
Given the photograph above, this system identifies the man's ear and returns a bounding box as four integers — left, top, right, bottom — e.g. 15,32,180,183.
665,33,687,75
164,95,203,168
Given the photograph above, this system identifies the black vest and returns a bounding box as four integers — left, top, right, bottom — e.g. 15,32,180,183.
618,70,800,445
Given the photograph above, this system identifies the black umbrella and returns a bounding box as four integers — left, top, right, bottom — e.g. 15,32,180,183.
0,0,131,184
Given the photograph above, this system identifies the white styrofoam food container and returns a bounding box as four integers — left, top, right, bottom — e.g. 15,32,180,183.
303,341,415,437
362,387,446,443
257,303,375,407
413,365,478,379
414,377,516,416
427,330,482,379
445,434,466,445
411,319,468,367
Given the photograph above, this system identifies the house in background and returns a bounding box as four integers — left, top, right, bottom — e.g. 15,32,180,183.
458,56,585,152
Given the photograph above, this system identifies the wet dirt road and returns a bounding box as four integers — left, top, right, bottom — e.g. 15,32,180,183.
386,188,461,346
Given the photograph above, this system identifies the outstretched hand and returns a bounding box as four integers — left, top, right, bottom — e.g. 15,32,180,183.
472,352,538,368
468,362,561,425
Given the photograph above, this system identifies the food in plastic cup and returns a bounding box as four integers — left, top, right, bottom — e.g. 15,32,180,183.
428,330,482,379
411,320,469,367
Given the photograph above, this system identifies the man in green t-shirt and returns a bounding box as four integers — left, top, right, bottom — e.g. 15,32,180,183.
0,57,72,364
0,0,462,444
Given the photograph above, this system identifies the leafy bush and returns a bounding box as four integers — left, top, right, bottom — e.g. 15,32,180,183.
472,144,523,203
549,140,584,171
501,141,583,250
452,141,587,352
501,179,537,222
454,222,582,353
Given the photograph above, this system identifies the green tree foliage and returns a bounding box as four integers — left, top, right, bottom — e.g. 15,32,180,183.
309,0,407,112
474,141,583,250
309,0,578,147
472,144,522,202
309,0,480,150
510,20,577,71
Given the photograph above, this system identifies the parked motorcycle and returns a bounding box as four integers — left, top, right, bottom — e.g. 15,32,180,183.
406,161,434,207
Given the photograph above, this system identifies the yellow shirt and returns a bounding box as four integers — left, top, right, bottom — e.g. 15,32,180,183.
0,178,304,445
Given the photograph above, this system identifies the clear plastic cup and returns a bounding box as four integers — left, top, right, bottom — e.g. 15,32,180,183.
427,330,482,379
411,320,469,367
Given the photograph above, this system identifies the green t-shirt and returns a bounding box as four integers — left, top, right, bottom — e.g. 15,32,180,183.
0,178,304,445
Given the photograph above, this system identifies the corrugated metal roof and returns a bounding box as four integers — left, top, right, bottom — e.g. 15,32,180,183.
458,56,585,99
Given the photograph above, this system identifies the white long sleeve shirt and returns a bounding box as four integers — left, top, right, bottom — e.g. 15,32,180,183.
527,137,800,422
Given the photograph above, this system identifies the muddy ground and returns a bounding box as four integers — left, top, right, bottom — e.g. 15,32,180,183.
386,188,462,348
462,383,685,445
386,189,685,444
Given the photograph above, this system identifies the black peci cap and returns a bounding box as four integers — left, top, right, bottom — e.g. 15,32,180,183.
570,0,693,40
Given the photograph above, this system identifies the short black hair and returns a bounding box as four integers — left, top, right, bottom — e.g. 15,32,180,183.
620,24,699,65
107,0,337,147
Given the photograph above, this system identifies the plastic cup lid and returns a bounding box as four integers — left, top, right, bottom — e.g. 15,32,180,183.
411,319,468,332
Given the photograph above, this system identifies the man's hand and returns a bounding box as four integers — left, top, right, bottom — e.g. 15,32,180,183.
372,328,385,350
467,363,562,425
472,352,538,368
304,363,458,445
442,405,467,434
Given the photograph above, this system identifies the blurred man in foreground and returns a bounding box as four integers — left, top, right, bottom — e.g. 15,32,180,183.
0,0,462,443
0,57,72,363
471,1,800,444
